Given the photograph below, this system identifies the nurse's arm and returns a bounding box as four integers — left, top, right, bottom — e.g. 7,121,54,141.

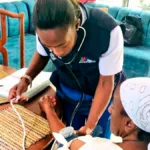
85,26,123,132
86,75,114,130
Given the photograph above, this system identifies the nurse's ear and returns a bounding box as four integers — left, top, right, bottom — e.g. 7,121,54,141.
76,19,81,31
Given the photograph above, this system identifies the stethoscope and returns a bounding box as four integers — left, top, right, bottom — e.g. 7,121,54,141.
50,26,87,126
51,26,87,150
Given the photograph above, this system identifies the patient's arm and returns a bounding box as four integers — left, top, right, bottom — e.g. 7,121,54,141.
69,139,85,150
39,95,65,133
39,95,86,150
46,109,65,132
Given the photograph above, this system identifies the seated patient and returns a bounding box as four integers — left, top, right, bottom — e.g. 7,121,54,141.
39,77,150,150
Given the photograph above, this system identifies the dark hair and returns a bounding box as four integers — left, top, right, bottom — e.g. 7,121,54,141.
112,71,127,98
32,0,80,30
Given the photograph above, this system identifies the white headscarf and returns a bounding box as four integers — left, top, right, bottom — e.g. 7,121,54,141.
120,77,150,133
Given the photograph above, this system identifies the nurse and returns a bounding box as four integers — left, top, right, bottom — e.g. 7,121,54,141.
9,0,124,137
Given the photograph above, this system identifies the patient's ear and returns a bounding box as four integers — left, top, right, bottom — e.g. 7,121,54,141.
124,118,137,134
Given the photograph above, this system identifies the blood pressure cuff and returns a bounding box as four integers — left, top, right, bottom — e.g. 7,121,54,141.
58,134,78,149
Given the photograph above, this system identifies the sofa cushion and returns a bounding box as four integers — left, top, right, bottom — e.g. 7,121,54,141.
146,22,150,46
22,0,36,34
116,7,131,21
124,46,150,77
0,2,29,37
12,1,30,33
140,11,150,46
0,34,54,71
108,7,120,19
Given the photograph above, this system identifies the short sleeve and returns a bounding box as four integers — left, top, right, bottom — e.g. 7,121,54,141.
99,26,124,76
36,34,49,56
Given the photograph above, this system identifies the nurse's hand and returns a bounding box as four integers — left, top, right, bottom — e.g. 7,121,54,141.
8,78,29,103
39,95,56,114
77,125,93,136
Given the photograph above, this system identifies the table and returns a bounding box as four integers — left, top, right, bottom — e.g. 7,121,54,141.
0,65,56,150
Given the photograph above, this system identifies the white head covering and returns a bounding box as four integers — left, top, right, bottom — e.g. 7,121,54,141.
120,77,150,133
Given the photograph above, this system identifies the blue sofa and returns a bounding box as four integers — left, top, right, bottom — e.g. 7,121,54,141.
86,2,150,78
0,0,150,77
0,0,54,71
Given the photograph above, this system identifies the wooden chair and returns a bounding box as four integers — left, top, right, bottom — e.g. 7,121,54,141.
0,9,25,68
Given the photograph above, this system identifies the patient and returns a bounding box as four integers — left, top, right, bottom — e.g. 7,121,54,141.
39,77,150,150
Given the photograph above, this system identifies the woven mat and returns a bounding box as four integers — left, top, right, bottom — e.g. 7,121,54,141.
0,70,8,79
0,105,50,150
0,96,8,104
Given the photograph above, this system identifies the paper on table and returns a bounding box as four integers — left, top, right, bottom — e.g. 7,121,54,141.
0,68,53,100
0,76,19,97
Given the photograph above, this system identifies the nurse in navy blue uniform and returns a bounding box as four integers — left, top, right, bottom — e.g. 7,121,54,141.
9,0,125,137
